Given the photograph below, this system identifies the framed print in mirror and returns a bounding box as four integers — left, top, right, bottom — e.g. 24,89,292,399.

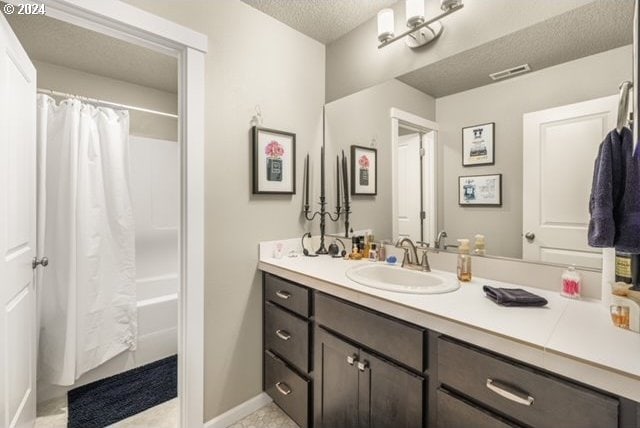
462,122,495,166
351,145,377,195
252,126,296,194
459,174,502,206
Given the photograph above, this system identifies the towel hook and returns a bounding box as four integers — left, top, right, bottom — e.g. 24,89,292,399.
616,81,633,134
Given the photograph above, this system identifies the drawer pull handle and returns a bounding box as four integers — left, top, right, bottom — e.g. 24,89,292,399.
357,361,369,372
275,382,292,396
275,290,291,300
275,329,291,341
486,378,534,406
347,355,357,366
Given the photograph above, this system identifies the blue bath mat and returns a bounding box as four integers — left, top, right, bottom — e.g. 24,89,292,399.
67,355,177,428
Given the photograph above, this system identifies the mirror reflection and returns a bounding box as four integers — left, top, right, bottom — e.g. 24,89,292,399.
325,1,634,270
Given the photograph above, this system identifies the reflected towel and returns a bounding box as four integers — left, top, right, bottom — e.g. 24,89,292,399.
483,285,548,307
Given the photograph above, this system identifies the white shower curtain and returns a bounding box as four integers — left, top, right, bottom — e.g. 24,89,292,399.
37,95,137,386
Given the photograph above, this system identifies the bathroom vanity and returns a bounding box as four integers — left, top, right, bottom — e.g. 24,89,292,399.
259,253,640,428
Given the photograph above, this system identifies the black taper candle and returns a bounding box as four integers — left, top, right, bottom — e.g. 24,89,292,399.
305,154,309,208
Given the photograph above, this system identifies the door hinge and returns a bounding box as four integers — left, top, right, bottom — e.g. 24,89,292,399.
420,211,426,220
419,147,425,157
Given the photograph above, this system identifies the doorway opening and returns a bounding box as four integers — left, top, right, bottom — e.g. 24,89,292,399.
3,7,181,427
391,108,438,245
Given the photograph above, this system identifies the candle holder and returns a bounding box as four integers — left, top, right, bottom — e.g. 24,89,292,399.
304,199,342,255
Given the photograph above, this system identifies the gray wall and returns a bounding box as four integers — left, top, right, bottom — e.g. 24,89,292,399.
325,0,596,102
124,0,325,421
435,45,632,258
325,79,435,240
34,60,177,141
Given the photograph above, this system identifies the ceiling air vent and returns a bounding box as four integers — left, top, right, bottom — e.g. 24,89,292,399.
489,64,531,81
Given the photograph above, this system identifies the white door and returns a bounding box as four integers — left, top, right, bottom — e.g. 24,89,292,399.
0,14,37,428
523,95,618,268
396,133,422,241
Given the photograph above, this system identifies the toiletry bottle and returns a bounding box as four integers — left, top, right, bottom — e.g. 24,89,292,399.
369,243,378,262
457,239,472,282
616,252,633,284
473,234,486,256
561,265,581,299
378,241,387,262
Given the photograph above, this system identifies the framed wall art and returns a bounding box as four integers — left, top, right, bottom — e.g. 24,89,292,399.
462,122,495,166
459,173,502,206
252,126,296,194
351,145,377,195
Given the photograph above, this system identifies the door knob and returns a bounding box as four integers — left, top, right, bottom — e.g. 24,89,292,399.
32,257,49,269
524,232,535,242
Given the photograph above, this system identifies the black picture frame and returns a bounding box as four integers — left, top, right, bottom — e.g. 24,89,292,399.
458,173,502,206
252,126,296,194
462,122,495,167
350,145,377,195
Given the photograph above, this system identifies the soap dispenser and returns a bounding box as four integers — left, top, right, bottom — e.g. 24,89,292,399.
473,234,486,256
457,239,472,282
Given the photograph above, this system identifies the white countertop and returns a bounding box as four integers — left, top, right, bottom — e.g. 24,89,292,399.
258,248,640,402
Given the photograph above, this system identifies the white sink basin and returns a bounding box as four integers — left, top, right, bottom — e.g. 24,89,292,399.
346,264,460,294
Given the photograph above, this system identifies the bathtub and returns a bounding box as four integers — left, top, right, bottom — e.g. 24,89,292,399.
37,274,179,403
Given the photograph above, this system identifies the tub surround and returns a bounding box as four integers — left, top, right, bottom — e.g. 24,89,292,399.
258,238,640,403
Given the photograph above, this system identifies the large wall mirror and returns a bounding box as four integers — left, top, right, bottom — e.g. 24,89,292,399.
325,0,634,271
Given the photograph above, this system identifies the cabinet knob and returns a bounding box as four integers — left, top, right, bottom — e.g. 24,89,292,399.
347,355,357,366
357,361,369,372
275,329,291,341
524,232,535,242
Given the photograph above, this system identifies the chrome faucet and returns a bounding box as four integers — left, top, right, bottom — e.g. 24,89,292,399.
416,241,432,272
435,230,448,249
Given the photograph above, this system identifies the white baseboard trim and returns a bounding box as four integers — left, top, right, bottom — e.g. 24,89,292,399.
204,392,273,428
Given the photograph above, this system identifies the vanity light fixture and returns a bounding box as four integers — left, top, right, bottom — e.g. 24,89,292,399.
377,0,464,49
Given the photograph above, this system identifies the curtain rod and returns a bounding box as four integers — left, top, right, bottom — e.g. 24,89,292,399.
37,88,179,119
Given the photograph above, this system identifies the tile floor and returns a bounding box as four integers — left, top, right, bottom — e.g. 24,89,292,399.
35,398,296,428
228,402,298,428
35,396,178,428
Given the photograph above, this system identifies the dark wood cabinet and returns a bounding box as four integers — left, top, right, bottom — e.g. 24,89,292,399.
262,272,640,428
314,327,424,428
313,328,360,428
362,350,424,428
263,274,313,428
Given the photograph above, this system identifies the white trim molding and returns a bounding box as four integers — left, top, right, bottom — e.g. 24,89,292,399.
13,1,208,426
204,393,273,428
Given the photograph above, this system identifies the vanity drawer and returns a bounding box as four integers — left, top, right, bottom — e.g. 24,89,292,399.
265,273,310,318
265,301,310,372
265,350,310,428
314,292,425,372
437,388,520,428
438,337,619,428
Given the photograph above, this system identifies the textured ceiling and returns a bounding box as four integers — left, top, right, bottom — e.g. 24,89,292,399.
4,11,177,93
241,0,397,44
397,0,633,98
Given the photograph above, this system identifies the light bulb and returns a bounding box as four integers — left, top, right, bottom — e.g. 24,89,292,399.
406,0,425,27
377,8,395,43
441,0,463,12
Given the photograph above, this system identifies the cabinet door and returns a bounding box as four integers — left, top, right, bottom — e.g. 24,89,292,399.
314,327,360,428
360,350,425,428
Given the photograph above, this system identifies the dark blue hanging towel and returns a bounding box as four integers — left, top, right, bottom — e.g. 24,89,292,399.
588,127,640,252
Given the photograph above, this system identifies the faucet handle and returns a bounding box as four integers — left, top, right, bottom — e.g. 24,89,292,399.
420,251,431,272
400,247,410,268
416,241,430,248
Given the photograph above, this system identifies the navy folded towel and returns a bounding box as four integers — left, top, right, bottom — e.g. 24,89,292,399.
483,285,548,307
